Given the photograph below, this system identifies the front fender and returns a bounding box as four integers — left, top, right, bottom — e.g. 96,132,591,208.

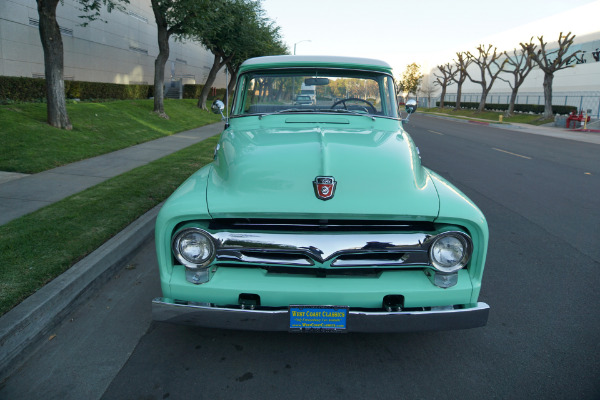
155,164,213,293
427,168,489,303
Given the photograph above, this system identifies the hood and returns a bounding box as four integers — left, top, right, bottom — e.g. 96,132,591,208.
207,117,439,221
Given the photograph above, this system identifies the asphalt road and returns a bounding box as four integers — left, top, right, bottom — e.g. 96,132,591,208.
2,114,599,400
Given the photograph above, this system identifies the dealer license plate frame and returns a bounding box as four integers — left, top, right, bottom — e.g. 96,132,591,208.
289,305,349,333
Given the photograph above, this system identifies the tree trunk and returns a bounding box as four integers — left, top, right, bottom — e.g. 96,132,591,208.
227,70,237,100
477,87,488,112
454,81,463,110
439,85,447,108
507,88,518,116
151,0,170,118
37,0,72,130
198,53,225,110
542,72,554,119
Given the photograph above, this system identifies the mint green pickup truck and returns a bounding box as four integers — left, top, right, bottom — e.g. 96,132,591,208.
152,55,489,332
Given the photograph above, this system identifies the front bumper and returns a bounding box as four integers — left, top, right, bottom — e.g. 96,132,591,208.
152,297,489,333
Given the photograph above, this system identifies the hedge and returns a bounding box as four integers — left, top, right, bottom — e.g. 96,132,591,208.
0,76,47,102
0,75,153,102
436,101,577,115
183,84,226,101
0,76,226,103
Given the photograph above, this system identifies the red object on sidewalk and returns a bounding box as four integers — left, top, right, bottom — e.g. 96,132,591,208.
566,111,590,129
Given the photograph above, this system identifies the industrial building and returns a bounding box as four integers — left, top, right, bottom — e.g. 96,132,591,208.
0,0,225,88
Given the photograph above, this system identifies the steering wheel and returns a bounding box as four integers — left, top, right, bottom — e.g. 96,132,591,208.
330,97,377,114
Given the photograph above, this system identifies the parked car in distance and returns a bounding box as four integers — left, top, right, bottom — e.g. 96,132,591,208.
294,94,313,105
152,55,490,333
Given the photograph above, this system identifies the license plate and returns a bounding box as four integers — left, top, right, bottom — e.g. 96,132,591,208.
289,305,348,332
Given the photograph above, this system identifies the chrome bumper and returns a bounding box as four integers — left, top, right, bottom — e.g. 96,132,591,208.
152,297,489,333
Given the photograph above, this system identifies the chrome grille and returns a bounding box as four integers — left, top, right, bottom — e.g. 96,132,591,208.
206,224,434,268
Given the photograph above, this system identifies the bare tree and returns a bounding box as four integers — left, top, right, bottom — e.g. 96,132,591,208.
433,63,457,108
498,47,535,116
520,32,580,119
418,76,438,108
450,52,471,110
467,44,507,112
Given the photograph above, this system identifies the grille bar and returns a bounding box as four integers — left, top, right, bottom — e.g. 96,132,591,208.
210,230,432,267
208,218,435,232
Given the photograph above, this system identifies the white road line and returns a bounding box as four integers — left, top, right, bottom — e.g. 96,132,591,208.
428,130,444,135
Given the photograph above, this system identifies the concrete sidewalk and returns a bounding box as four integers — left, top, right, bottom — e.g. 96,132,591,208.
0,122,224,226
493,121,600,145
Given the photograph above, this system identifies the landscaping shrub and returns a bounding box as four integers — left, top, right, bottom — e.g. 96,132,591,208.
436,101,576,115
183,84,226,100
0,76,47,102
0,75,152,102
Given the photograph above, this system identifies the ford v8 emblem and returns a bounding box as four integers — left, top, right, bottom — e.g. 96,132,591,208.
313,176,337,200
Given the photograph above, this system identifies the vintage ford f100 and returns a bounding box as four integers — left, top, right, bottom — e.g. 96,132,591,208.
152,56,489,332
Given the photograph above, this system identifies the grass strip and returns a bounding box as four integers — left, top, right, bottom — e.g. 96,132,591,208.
0,135,219,316
0,99,221,174
418,107,554,126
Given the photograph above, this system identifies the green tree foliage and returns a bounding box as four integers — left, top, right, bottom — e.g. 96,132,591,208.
225,9,287,99
397,63,423,100
192,0,285,110
329,79,378,100
190,0,279,109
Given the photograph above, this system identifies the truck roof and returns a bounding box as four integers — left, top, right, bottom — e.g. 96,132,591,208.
239,55,393,74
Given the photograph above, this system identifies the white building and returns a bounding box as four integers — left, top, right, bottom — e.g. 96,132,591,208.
422,1,600,117
436,32,600,117
0,0,225,87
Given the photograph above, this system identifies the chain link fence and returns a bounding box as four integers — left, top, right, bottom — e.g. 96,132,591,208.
423,91,600,118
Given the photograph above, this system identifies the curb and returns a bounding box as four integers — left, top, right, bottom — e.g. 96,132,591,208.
0,204,161,382
571,128,600,133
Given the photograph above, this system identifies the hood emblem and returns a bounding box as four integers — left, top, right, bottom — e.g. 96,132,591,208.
313,176,337,201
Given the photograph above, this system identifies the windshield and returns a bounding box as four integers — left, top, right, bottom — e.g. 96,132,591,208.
232,68,399,118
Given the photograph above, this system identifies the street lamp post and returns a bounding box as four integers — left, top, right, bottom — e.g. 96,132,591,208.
293,40,311,55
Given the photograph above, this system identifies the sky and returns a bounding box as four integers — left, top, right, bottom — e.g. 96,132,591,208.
260,0,600,75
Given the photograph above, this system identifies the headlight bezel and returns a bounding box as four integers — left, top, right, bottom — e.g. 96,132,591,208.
171,228,216,269
428,231,473,273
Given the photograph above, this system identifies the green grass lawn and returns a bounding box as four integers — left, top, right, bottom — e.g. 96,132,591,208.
0,99,222,173
418,107,554,126
0,135,219,316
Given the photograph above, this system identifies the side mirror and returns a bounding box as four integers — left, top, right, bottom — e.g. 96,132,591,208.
211,100,225,118
405,99,417,114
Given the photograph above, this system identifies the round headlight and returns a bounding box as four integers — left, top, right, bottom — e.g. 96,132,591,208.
429,232,472,273
172,228,215,268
